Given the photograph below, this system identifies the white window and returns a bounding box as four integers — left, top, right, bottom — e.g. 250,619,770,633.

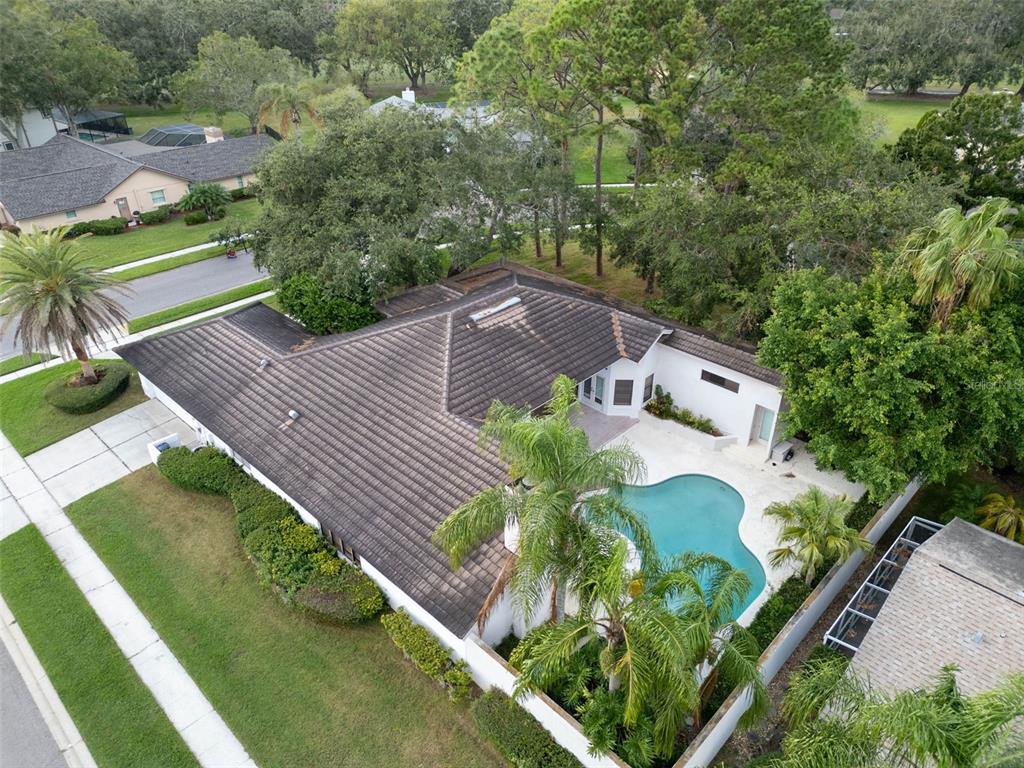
65,210,77,219
149,189,166,205
594,375,605,406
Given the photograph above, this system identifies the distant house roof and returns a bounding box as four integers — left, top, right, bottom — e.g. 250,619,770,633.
118,264,781,636
850,518,1024,697
369,95,494,126
0,133,273,220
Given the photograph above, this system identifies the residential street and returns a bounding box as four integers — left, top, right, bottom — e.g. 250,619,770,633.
0,642,67,768
0,251,265,360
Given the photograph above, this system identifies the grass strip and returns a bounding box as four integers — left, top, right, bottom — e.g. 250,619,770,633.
0,361,147,456
66,468,504,768
128,279,273,333
0,353,55,376
0,525,198,768
114,245,226,282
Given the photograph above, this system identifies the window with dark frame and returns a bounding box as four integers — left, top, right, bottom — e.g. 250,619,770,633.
613,379,633,406
700,369,740,393
594,375,605,405
583,377,592,399
643,374,654,401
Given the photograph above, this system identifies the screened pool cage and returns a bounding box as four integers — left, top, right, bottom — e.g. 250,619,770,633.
823,516,944,656
138,123,207,148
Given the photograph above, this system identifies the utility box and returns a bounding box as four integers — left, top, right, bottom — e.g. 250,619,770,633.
147,433,182,466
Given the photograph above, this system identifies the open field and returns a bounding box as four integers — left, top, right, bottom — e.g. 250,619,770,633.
65,467,505,768
848,90,947,144
0,525,198,768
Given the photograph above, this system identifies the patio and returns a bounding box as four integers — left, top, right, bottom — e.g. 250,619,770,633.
606,412,866,624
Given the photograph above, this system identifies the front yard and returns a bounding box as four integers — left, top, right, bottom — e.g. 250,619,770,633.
65,467,505,768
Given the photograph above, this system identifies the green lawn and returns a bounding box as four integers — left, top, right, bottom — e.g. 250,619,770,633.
69,199,261,270
101,104,253,137
114,245,226,281
849,90,946,144
0,353,54,376
66,468,505,768
127,279,274,333
0,360,147,456
477,237,652,305
571,127,633,185
0,525,198,768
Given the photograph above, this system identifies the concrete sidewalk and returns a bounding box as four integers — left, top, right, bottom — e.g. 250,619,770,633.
1,406,255,768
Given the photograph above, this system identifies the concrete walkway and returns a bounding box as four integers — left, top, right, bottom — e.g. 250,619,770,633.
1,405,255,768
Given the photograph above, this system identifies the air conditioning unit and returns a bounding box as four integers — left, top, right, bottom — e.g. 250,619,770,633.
772,440,795,464
147,433,182,465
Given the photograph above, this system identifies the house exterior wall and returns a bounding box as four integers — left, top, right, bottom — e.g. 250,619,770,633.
0,109,58,150
11,170,257,230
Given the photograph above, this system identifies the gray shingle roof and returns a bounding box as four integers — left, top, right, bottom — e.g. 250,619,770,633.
660,331,782,386
142,134,273,183
850,519,1024,697
0,133,272,220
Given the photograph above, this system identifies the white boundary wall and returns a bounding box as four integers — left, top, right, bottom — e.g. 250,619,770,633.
673,479,922,768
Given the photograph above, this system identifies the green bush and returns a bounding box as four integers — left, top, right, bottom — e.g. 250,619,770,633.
805,643,846,668
746,752,784,767
157,446,244,495
747,576,812,652
43,363,131,414
229,187,250,201
846,493,879,532
183,210,208,226
70,217,127,237
230,478,295,538
139,206,171,225
243,516,321,593
277,273,380,335
294,565,385,623
381,609,451,679
644,385,721,436
472,690,583,768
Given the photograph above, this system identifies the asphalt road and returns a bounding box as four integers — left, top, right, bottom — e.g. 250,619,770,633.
1,250,265,360
0,642,66,768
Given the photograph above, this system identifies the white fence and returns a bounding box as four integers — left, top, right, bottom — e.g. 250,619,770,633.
672,479,921,768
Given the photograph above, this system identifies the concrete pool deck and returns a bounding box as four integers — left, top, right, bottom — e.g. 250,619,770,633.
606,412,866,625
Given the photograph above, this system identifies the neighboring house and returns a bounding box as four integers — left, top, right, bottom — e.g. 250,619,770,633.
369,89,495,128
0,133,272,230
0,108,60,151
828,517,1024,697
117,263,785,662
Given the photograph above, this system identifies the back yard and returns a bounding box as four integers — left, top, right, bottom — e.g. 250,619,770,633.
65,467,505,768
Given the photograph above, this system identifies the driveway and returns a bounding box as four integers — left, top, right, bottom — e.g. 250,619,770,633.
5,400,195,508
1,252,264,360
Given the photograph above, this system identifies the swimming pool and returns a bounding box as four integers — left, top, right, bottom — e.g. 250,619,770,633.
621,474,766,618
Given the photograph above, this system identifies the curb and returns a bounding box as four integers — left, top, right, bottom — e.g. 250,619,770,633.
0,594,97,768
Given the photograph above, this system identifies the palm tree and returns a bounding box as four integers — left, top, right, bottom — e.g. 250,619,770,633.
512,535,767,760
177,182,232,220
256,80,324,138
765,487,872,587
778,657,1024,767
901,198,1022,326
433,374,653,628
977,493,1023,543
0,227,129,384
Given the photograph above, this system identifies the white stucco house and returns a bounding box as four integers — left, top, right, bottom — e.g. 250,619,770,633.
117,263,812,766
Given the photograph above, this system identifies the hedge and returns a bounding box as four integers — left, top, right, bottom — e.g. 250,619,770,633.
43,363,131,414
157,446,243,495
70,217,127,237
381,609,471,701
139,206,171,226
747,576,813,652
156,447,383,624
183,211,209,226
472,690,583,768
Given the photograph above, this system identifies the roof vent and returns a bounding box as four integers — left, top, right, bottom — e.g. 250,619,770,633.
279,408,301,430
971,630,984,645
469,296,521,323
258,357,271,370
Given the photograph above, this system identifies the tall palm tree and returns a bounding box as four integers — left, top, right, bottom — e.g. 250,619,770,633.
977,493,1023,543
0,227,129,384
901,197,1022,326
765,487,872,587
512,534,767,760
778,657,1024,767
256,79,324,138
433,374,653,628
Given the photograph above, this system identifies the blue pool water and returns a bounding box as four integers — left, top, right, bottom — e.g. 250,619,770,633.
621,474,766,618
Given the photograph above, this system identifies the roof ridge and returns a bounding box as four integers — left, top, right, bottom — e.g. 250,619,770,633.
610,311,627,357
60,133,144,168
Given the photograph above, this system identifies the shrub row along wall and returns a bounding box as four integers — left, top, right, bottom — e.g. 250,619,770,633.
156,446,384,624
673,479,922,768
380,609,471,702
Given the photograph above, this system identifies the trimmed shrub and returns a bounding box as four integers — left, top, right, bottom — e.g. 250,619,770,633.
472,690,583,768
43,362,131,414
846,493,879,532
295,565,385,624
243,515,321,593
644,385,721,436
381,609,470,700
277,273,380,335
230,478,294,538
229,187,249,201
747,576,813,651
139,206,171,225
157,446,244,495
183,210,208,226
69,217,128,237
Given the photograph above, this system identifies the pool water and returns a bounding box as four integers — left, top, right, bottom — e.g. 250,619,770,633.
621,474,766,619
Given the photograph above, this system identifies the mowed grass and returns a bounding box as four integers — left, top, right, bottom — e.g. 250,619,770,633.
65,467,505,768
0,525,198,768
68,199,261,269
127,279,273,333
571,127,633,185
848,90,946,144
0,360,147,456
477,237,653,305
113,245,226,281
0,352,54,376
